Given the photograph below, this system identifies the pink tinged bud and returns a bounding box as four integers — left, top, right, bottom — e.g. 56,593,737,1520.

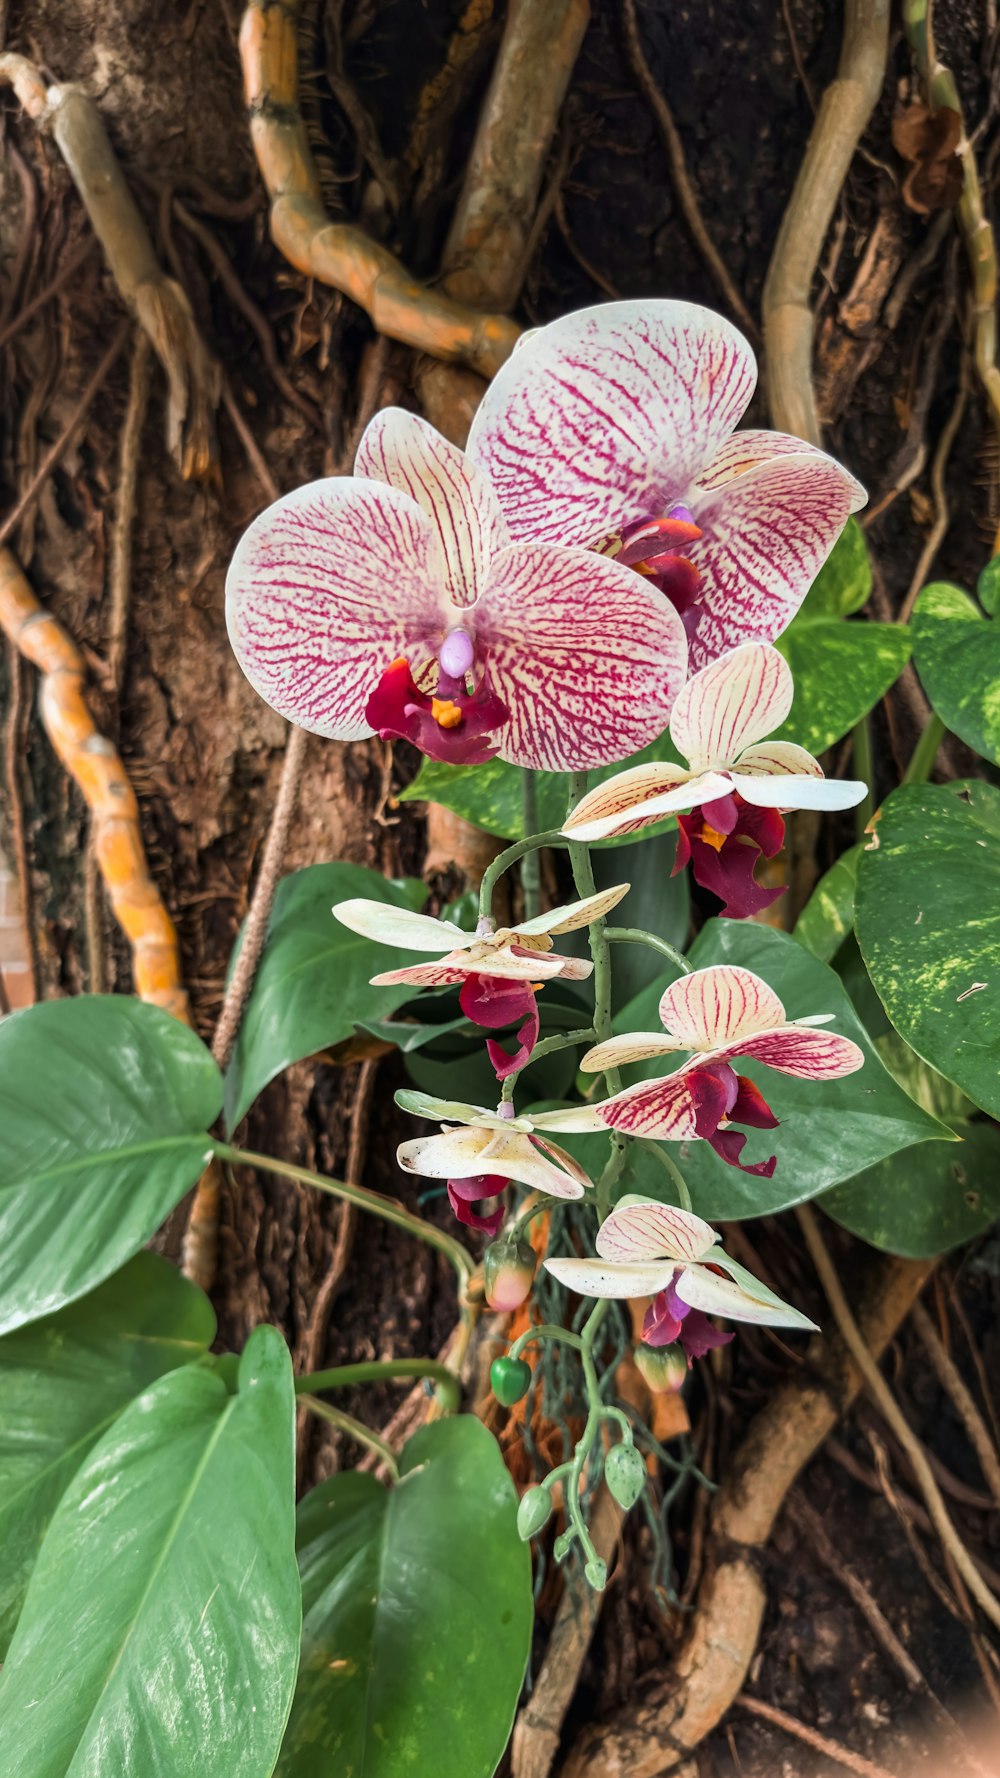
634,1341,689,1394
484,1236,536,1311
439,628,476,677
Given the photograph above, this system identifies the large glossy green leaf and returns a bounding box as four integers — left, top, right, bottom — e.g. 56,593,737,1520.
224,862,427,1130
0,997,221,1335
822,1119,1000,1258
774,617,911,756
0,1253,215,1654
793,846,860,963
278,1416,532,1778
855,780,1000,1118
0,1325,300,1778
912,581,1000,765
576,920,947,1221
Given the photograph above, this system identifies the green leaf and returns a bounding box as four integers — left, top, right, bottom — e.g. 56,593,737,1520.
0,1253,215,1654
277,1416,532,1778
0,1326,300,1778
224,862,428,1130
0,998,221,1336
799,517,872,618
793,846,860,962
822,1119,1000,1257
855,780,1000,1118
774,617,911,756
912,581,1000,765
978,556,1000,616
604,920,948,1221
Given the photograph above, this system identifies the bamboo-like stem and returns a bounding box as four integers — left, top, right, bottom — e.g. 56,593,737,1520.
300,1394,400,1480
238,0,519,379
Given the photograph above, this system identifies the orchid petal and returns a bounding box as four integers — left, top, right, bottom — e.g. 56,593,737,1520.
226,476,447,738
580,1032,689,1072
513,883,631,938
595,1194,718,1264
695,428,848,492
734,772,869,812
530,1135,596,1193
355,407,509,609
596,1069,704,1140
670,644,792,772
333,898,471,951
370,947,566,986
474,544,688,771
369,962,470,988
658,965,786,1048
710,1251,820,1326
529,1104,611,1134
674,1261,818,1330
732,740,823,777
685,456,867,670
562,767,735,844
394,1089,533,1132
720,1024,865,1079
542,1255,680,1299
475,1130,588,1198
467,299,757,548
396,1126,496,1178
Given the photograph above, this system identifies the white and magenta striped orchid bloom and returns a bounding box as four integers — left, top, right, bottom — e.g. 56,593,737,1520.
544,1194,817,1368
333,884,628,1078
562,643,867,918
584,965,864,1178
467,300,866,669
395,1091,607,1236
225,408,688,772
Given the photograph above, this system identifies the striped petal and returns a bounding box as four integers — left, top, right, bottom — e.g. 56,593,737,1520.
370,946,567,987
580,1032,688,1072
595,1194,718,1264
670,644,792,773
695,429,842,491
596,1069,704,1140
513,883,631,939
474,544,688,771
721,1024,865,1079
562,764,733,843
543,1255,679,1299
355,408,509,609
733,740,823,777
675,1259,818,1329
658,966,786,1049
333,898,471,952
685,454,867,670
226,476,447,739
466,299,757,548
735,771,869,812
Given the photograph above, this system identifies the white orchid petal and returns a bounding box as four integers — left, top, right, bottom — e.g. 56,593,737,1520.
529,1103,611,1134
467,299,756,548
543,1255,680,1299
531,1136,596,1193
471,1130,587,1198
670,644,793,773
355,408,509,608
515,883,631,938
696,428,839,491
474,544,688,771
733,740,823,777
658,965,786,1048
333,898,471,951
726,1024,865,1079
735,772,869,812
396,1127,495,1178
675,1261,818,1330
370,962,468,988
595,1194,718,1264
226,476,446,739
580,1032,688,1072
562,767,735,843
395,1090,532,1131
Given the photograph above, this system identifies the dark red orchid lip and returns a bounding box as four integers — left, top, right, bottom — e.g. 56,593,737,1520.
365,654,508,765
674,792,786,919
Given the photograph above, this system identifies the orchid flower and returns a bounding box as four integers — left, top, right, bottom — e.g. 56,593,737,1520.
334,885,628,1076
395,1091,607,1234
544,1194,817,1367
562,643,867,918
226,408,688,772
583,965,864,1176
466,300,866,667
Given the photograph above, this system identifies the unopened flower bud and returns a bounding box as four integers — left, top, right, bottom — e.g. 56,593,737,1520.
634,1340,688,1395
584,1557,608,1591
517,1486,553,1541
484,1236,536,1311
552,1530,575,1563
490,1355,532,1406
604,1442,647,1511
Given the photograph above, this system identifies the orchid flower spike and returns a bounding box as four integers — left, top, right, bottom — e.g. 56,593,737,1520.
544,1194,818,1368
585,965,864,1176
226,408,688,772
395,1091,607,1232
467,300,866,667
562,644,867,917
334,885,629,1078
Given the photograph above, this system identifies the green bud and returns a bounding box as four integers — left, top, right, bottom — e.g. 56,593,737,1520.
483,1236,536,1311
604,1441,647,1511
634,1341,688,1395
584,1557,608,1591
517,1485,552,1541
552,1529,575,1563
490,1354,532,1406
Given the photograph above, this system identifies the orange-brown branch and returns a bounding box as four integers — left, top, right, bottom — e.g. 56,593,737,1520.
238,0,519,379
0,548,189,1022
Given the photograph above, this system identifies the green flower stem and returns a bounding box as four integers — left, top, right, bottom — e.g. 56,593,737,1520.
637,1137,693,1213
528,1025,596,1063
540,1460,575,1493
509,1198,556,1242
852,715,875,841
299,1395,400,1481
564,1300,612,1568
212,1142,474,1295
520,770,542,920
604,925,691,975
599,1403,635,1443
296,1358,462,1414
478,829,567,919
902,711,946,786
509,1322,586,1361
566,772,628,1220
